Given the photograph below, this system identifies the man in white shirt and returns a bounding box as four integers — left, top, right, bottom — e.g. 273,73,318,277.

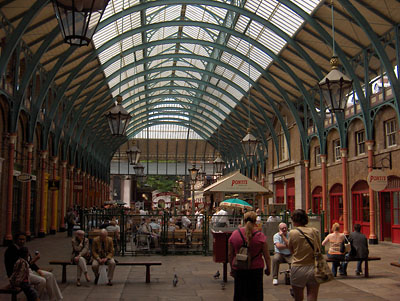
212,207,229,227
272,223,291,285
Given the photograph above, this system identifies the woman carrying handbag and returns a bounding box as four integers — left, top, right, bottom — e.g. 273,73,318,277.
288,209,322,301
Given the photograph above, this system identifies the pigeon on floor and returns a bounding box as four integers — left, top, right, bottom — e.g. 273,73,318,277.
213,270,220,279
173,274,178,287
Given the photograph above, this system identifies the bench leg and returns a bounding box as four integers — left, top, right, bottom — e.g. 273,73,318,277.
62,264,67,283
12,293,17,301
364,260,369,278
145,265,150,283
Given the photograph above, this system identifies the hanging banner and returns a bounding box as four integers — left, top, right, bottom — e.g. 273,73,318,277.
367,169,388,191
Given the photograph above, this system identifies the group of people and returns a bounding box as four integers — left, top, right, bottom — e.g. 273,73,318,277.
322,222,369,277
228,209,370,301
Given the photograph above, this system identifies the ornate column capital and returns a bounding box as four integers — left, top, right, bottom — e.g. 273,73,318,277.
366,140,374,151
320,154,326,164
25,143,34,152
61,161,67,168
340,148,348,158
8,133,17,144
304,160,309,168
52,156,58,164
40,150,48,159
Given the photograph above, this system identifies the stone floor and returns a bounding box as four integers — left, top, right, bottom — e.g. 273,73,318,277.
1,233,400,300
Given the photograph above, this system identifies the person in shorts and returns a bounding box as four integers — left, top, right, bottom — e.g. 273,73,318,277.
288,209,320,301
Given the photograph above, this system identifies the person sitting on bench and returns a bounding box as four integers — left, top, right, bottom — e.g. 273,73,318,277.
92,229,116,286
272,223,292,285
4,232,63,300
9,247,39,301
342,223,369,276
71,230,91,286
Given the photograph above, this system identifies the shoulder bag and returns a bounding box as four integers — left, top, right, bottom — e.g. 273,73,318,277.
340,236,351,254
297,228,334,284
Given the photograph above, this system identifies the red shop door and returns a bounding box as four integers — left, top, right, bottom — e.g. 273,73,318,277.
352,192,370,237
379,191,391,241
287,179,295,211
275,181,284,204
312,186,322,214
330,194,343,232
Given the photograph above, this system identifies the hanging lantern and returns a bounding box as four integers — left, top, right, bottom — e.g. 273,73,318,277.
197,165,206,184
126,141,141,165
52,0,110,46
241,128,259,157
318,56,353,112
188,164,199,184
213,154,225,174
105,95,131,136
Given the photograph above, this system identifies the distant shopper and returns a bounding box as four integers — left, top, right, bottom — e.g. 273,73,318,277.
342,224,369,275
322,223,346,276
212,207,229,227
267,210,281,223
272,223,292,285
288,209,320,301
228,211,271,301
66,208,76,237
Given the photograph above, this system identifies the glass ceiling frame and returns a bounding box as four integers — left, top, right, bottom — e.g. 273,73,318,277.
92,0,321,141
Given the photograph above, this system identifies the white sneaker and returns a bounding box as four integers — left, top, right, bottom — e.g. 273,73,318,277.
273,279,278,285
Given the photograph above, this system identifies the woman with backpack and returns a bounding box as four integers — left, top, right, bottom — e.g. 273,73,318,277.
228,211,271,301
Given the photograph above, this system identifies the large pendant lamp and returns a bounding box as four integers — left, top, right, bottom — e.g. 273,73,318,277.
318,1,353,113
213,155,225,174
126,140,141,165
241,23,259,157
105,95,131,136
52,0,110,46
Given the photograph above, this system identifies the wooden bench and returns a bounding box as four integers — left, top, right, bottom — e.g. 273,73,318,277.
326,256,381,278
49,260,162,284
0,286,22,301
390,262,400,268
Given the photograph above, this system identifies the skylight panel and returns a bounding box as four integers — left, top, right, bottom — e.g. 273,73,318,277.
200,5,227,23
147,5,181,24
185,5,205,22
257,27,286,54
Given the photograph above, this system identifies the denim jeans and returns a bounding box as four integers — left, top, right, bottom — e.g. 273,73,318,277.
327,253,345,276
342,254,364,274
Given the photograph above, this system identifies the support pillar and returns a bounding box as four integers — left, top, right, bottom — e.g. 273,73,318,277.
261,176,265,213
50,156,58,234
68,166,74,209
304,160,310,212
25,143,34,239
366,141,378,244
38,151,48,238
59,161,67,231
76,169,81,207
321,155,328,235
341,149,349,235
5,133,17,243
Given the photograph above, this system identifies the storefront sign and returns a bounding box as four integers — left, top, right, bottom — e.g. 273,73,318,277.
16,173,34,182
367,169,388,191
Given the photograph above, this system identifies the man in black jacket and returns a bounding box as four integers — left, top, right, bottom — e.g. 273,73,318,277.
343,224,369,275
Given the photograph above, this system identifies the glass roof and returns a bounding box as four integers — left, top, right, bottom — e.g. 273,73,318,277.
92,0,321,139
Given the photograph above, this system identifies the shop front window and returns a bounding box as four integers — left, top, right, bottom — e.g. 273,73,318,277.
394,192,400,225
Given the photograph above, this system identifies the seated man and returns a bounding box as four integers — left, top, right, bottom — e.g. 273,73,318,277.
272,223,292,285
342,223,369,275
92,229,116,286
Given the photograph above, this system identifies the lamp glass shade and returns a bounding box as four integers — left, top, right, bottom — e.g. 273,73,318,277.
188,164,199,183
241,129,259,157
52,0,110,46
126,144,141,165
105,95,131,136
197,166,206,183
213,155,225,174
133,163,144,177
318,57,353,112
